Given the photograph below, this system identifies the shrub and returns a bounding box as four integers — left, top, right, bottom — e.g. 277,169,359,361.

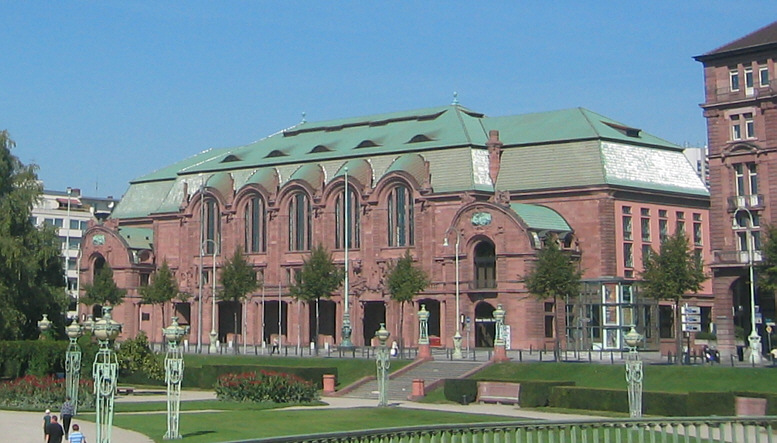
215,370,319,403
0,375,95,410
115,332,164,381
443,379,478,404
519,381,575,407
184,365,336,389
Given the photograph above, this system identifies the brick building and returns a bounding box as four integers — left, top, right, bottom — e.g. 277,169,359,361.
695,21,777,359
79,105,710,353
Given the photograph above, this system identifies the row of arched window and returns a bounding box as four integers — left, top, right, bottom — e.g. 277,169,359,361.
201,183,414,254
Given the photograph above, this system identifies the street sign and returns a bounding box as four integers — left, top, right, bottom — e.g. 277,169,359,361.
681,305,701,315
682,314,701,324
682,323,702,332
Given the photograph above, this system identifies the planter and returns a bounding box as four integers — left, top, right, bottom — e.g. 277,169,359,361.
735,396,767,416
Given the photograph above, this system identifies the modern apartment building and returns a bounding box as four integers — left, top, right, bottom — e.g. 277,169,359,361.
695,21,777,359
31,188,117,318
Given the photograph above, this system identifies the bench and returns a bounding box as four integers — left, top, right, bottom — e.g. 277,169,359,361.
117,386,135,395
476,381,520,405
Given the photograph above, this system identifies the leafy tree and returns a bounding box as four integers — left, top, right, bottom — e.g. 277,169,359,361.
640,230,706,364
523,235,582,359
758,224,777,295
289,244,344,353
219,249,260,344
0,130,67,340
386,249,430,353
81,266,126,307
116,331,164,380
139,261,179,324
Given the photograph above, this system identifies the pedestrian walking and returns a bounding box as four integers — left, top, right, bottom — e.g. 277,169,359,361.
60,396,75,438
43,409,51,441
46,415,65,443
271,337,279,355
68,423,87,443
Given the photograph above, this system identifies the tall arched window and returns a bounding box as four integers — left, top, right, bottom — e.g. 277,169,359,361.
244,195,266,253
335,186,360,249
474,241,496,289
387,184,413,247
289,192,311,251
204,198,220,254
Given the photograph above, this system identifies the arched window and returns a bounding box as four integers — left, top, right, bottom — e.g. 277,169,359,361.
289,192,311,251
244,195,266,253
203,198,220,254
335,186,360,249
474,241,496,289
387,184,413,247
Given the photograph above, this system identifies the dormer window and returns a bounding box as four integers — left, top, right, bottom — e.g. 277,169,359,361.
407,134,432,144
222,154,241,163
266,150,288,158
356,140,379,148
603,122,641,138
310,145,332,153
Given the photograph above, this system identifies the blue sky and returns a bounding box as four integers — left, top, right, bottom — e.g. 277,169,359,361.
3,2,777,199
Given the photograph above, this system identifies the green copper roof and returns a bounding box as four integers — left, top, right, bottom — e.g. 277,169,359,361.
510,204,572,232
118,227,154,250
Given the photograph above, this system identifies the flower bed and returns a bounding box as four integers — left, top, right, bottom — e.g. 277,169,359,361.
215,370,319,403
0,375,95,410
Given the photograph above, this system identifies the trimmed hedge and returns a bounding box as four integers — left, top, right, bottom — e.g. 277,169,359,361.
687,391,734,416
550,386,628,413
443,379,478,404
183,365,337,389
518,381,575,407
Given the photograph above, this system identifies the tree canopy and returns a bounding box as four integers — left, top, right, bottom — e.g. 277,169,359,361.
758,224,777,295
0,130,67,339
82,266,126,307
640,230,706,362
386,249,430,351
219,249,260,305
139,261,179,321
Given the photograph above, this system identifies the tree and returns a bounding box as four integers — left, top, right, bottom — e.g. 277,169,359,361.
81,266,126,307
758,224,777,295
523,235,582,359
640,230,706,364
0,130,67,340
386,249,430,353
289,244,344,352
219,249,260,346
139,261,179,324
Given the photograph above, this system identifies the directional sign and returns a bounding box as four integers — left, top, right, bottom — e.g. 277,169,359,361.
682,323,702,332
682,314,702,324
682,305,701,315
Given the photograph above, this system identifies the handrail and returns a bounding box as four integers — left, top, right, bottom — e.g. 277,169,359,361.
233,416,777,443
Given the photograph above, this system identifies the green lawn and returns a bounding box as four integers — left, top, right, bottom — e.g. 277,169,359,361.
108,407,511,442
473,362,777,393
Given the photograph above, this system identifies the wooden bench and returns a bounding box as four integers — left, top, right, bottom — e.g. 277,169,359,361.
476,381,520,405
117,386,135,395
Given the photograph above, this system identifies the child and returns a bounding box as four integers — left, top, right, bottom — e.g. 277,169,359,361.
68,423,87,443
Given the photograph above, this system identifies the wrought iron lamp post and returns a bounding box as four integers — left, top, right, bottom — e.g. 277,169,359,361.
202,238,219,354
92,306,122,443
624,326,643,418
443,228,463,359
65,322,84,414
733,207,762,364
341,166,354,349
418,305,430,345
375,323,390,407
163,316,189,440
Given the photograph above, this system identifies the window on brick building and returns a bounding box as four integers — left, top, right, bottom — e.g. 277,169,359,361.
760,65,770,87
335,185,360,249
203,198,220,255
730,69,740,91
622,215,632,241
387,184,413,247
474,241,496,289
244,195,266,254
289,192,311,251
745,67,754,95
659,305,674,339
731,115,742,140
734,162,758,196
659,219,668,242
623,242,633,268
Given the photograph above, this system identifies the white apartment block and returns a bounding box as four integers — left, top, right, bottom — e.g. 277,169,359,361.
31,187,118,318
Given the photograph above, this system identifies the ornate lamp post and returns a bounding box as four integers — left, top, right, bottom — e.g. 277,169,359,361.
65,322,84,414
443,228,463,359
92,306,122,443
341,166,354,349
733,208,762,364
624,326,644,418
417,304,431,360
201,239,219,354
163,316,189,440
375,323,391,407
38,314,52,339
492,304,508,361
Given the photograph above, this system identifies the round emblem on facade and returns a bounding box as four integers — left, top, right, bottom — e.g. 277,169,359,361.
471,212,492,226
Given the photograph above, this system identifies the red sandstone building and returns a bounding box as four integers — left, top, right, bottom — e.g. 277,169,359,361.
696,21,777,359
79,105,711,354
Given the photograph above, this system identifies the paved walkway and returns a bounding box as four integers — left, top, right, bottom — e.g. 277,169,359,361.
3,389,602,443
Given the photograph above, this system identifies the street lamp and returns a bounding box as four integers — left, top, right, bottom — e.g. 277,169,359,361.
163,316,189,440
38,314,52,339
202,238,219,354
624,326,643,418
65,322,84,415
733,207,762,364
91,306,122,443
341,166,354,349
375,323,390,407
443,228,463,359
65,187,72,307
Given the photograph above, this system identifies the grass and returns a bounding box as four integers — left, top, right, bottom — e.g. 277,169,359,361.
472,362,777,393
104,406,512,442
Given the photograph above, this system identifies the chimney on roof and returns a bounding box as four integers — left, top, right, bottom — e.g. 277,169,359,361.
487,130,504,186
